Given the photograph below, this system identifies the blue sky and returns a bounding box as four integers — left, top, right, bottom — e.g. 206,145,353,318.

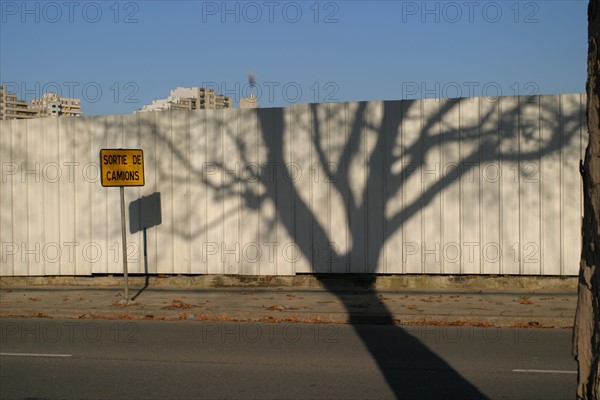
0,0,588,115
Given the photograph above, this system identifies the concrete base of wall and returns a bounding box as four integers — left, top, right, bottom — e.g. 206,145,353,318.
0,274,577,291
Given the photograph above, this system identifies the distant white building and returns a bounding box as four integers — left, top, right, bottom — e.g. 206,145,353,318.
0,87,81,120
0,86,38,120
240,92,258,109
30,92,82,117
137,87,231,112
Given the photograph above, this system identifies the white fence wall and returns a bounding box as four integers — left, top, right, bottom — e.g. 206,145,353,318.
0,94,586,276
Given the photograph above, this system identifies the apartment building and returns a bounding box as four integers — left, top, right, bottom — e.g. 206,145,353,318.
0,86,39,120
137,87,232,112
30,92,82,117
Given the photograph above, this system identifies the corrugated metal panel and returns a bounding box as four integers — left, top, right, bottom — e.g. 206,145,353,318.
0,94,585,276
1,120,13,276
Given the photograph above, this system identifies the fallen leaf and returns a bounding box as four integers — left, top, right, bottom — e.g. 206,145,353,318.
170,299,193,309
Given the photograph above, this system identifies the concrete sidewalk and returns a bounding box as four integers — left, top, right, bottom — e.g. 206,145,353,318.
0,278,577,328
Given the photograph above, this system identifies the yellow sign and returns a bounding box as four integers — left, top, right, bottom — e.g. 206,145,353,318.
100,149,145,187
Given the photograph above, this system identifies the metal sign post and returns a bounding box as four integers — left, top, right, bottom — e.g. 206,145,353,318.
100,149,145,303
120,186,129,301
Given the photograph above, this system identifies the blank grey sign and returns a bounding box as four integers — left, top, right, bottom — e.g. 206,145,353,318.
129,192,162,234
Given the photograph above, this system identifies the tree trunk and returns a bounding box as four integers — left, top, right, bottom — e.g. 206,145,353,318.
573,1,600,398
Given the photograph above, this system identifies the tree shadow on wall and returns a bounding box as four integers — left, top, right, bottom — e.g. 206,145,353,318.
150,95,581,398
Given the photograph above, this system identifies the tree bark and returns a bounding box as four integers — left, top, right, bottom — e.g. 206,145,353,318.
573,1,600,398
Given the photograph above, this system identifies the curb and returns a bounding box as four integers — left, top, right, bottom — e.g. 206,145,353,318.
0,309,575,329
0,274,578,290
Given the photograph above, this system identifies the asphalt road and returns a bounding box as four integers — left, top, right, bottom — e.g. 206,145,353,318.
0,319,576,399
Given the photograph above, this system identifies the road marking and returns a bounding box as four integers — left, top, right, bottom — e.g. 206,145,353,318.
512,369,576,374
0,353,72,358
